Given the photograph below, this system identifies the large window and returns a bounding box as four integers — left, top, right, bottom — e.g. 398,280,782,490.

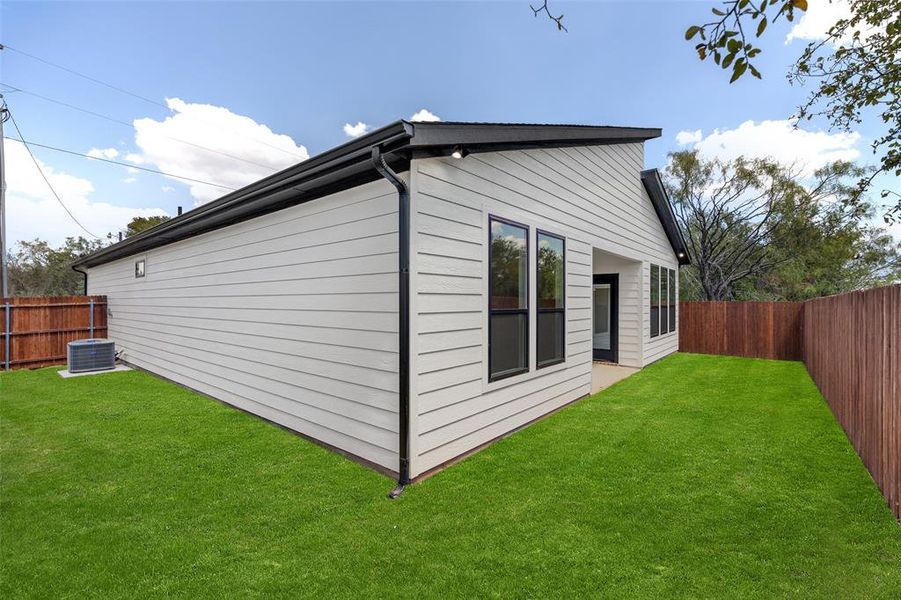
537,231,565,368
649,264,677,337
489,217,529,381
650,265,660,337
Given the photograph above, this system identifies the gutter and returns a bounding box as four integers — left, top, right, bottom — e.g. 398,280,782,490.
371,145,411,498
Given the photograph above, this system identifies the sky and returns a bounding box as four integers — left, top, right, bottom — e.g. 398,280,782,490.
1,0,898,247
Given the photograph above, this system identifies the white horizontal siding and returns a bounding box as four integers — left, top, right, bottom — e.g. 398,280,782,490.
408,144,681,476
88,179,400,472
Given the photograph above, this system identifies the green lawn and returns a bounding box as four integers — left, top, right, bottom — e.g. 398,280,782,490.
2,354,899,598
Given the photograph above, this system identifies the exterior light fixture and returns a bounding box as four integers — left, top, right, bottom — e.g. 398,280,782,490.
451,145,467,159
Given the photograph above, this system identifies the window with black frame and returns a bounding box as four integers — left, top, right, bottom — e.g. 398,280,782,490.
537,231,565,368
668,268,677,333
650,264,659,337
489,217,529,381
650,264,677,337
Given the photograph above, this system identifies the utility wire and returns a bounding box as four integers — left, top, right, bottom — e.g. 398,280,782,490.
3,134,237,191
0,43,308,160
6,108,102,239
0,82,282,172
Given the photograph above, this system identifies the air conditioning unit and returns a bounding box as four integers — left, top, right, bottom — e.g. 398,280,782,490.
67,339,116,373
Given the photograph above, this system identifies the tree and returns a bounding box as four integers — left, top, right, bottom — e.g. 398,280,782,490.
686,0,901,219
666,151,899,300
7,237,107,297
125,215,170,237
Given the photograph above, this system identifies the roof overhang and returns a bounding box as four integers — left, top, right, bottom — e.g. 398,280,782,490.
640,168,691,265
74,120,662,269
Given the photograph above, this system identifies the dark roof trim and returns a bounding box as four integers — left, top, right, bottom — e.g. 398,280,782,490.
640,168,691,265
74,120,661,268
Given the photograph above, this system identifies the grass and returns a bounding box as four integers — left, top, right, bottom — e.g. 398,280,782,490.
2,353,899,598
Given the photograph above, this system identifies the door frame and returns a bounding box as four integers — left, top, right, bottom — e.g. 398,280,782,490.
592,273,618,363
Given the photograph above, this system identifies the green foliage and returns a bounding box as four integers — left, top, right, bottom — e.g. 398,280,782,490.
667,150,899,301
2,355,899,597
687,0,901,219
125,215,170,237
789,0,901,220
7,237,107,297
685,0,802,83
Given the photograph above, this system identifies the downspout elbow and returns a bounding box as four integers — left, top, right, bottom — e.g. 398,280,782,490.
72,264,88,296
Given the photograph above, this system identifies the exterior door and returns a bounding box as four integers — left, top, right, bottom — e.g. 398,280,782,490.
592,274,618,362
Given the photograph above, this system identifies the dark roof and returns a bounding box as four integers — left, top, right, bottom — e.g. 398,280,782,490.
74,120,664,268
640,168,691,265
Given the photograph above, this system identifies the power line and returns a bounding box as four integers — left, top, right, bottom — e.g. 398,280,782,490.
3,134,237,191
0,82,282,172
0,43,308,160
6,108,102,239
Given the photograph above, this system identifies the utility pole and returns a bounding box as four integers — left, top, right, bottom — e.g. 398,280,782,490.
0,92,8,298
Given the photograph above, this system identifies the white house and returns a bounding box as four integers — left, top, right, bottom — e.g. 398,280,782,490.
74,121,690,495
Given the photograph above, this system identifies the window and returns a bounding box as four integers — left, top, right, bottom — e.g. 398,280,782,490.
650,265,659,337
660,266,669,334
668,268,676,333
489,217,529,381
135,259,145,278
649,264,677,337
537,231,565,368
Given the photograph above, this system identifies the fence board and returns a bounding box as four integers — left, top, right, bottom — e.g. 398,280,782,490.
803,285,900,519
678,301,803,360
1,296,108,369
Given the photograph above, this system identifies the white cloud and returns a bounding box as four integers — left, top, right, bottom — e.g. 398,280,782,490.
131,98,309,205
86,147,119,160
3,139,168,247
786,0,879,43
123,177,137,184
410,108,441,122
683,120,861,177
161,186,175,193
675,129,702,146
124,153,145,164
343,121,370,138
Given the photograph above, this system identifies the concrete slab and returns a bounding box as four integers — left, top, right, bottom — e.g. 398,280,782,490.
591,362,639,395
57,365,132,378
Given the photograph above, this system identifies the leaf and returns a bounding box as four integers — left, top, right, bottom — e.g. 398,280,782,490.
757,17,767,36
727,38,741,53
685,25,701,40
730,61,748,83
749,64,762,79
791,0,808,10
722,53,735,69
712,7,725,15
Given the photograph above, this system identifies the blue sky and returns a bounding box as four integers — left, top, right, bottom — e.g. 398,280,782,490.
2,0,897,244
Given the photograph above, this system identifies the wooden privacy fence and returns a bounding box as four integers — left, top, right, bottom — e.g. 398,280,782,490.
678,301,803,360
802,285,900,519
1,296,108,370
680,285,900,518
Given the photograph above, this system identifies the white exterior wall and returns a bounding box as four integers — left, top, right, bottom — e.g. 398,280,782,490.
408,143,679,477
87,179,401,473
592,250,642,368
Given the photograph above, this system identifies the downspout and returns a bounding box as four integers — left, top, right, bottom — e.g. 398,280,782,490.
72,264,88,295
371,145,411,498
